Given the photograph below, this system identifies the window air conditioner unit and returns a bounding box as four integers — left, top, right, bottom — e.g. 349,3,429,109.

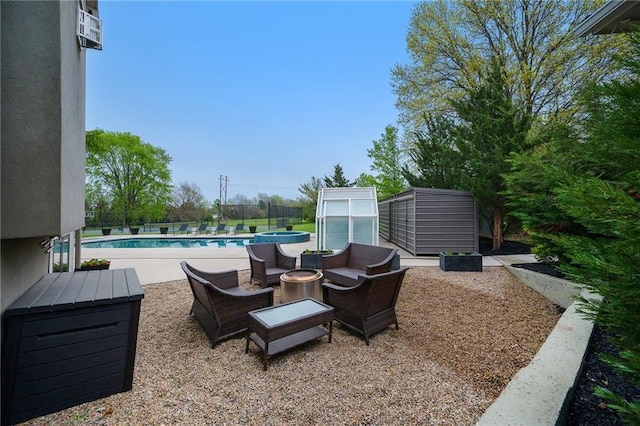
77,9,102,50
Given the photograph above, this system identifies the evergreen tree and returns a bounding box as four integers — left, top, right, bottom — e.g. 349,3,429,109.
506,31,640,423
452,58,531,250
323,164,353,188
402,114,463,190
504,124,589,262
402,60,530,250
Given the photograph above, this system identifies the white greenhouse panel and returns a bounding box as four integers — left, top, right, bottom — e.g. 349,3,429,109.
316,187,379,250
352,199,376,215
326,218,349,250
325,200,349,215
352,218,375,245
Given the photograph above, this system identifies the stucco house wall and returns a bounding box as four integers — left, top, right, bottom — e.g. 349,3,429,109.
1,1,89,327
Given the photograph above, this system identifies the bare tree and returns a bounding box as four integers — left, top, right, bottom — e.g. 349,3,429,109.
167,182,208,221
392,0,626,132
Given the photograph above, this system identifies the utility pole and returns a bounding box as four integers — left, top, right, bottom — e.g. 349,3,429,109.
218,175,228,224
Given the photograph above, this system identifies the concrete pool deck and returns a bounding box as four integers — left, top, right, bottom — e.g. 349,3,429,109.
80,233,514,285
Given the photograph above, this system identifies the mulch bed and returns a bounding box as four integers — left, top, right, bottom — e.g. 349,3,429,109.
478,236,532,256
567,327,640,425
483,236,639,425
511,262,566,279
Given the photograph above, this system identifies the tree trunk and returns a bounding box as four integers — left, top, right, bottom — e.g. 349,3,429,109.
492,208,503,251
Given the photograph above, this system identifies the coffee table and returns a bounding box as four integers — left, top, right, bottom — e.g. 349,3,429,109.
245,298,334,371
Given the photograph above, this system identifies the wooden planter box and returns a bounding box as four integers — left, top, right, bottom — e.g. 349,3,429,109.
249,225,257,233
130,227,140,235
439,252,483,272
101,228,112,236
1,269,144,425
300,251,333,269
159,226,169,235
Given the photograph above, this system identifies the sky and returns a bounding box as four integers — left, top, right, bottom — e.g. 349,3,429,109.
86,1,417,203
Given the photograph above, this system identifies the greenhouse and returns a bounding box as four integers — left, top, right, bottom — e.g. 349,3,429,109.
315,187,379,251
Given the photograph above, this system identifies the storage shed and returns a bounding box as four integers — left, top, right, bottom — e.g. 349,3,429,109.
315,187,379,251
378,188,478,255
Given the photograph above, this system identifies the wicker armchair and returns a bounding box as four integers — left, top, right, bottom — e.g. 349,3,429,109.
246,243,297,288
180,261,273,347
322,267,408,345
322,242,397,287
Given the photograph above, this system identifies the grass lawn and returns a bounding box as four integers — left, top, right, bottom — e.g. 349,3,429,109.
291,222,315,233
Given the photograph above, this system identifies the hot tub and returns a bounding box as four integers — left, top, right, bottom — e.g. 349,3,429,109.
253,231,310,244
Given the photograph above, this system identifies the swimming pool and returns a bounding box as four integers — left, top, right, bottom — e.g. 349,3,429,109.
82,238,253,249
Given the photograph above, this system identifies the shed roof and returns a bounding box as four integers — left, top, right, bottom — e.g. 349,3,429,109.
379,187,474,203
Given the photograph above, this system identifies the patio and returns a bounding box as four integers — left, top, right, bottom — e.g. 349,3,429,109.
78,233,510,285
24,267,560,425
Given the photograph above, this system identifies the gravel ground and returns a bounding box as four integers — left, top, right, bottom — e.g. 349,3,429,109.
21,267,560,425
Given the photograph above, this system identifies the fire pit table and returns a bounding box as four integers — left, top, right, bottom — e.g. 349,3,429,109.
245,298,333,371
280,269,323,303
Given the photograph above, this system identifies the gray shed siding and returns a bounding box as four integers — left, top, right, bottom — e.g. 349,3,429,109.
379,188,478,255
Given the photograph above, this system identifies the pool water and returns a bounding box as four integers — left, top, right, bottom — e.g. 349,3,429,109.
82,238,254,249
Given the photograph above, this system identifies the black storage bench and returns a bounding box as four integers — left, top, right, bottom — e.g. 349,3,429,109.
1,268,144,425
